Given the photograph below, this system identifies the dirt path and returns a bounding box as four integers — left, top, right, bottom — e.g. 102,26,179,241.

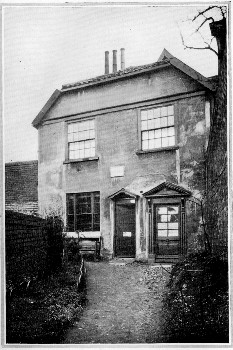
62,261,167,344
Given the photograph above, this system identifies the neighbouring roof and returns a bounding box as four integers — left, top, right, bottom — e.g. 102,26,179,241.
32,48,216,129
5,160,38,203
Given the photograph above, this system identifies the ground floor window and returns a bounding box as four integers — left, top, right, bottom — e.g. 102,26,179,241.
66,192,100,231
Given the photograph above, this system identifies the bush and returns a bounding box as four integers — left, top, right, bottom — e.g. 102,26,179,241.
6,261,86,344
160,252,229,343
44,216,65,277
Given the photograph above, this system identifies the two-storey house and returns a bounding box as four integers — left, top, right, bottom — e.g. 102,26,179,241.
32,49,215,263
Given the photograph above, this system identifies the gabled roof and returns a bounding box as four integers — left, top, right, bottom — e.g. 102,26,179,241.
143,181,191,197
158,49,215,92
108,188,138,200
32,48,215,129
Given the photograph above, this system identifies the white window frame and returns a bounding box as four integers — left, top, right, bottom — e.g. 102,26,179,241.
67,119,96,160
140,105,176,151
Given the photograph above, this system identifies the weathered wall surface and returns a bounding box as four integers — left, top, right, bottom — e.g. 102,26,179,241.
38,122,66,217
206,43,227,257
178,95,207,196
5,161,38,215
38,90,209,257
44,67,204,121
37,63,213,259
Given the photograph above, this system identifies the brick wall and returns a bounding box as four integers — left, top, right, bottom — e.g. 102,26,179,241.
5,211,47,282
5,161,38,215
206,27,227,257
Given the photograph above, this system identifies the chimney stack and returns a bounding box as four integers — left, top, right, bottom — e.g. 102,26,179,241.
113,50,117,73
120,48,125,70
105,51,109,74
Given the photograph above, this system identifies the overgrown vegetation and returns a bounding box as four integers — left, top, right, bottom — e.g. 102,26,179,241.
159,252,228,343
6,216,86,344
6,262,86,344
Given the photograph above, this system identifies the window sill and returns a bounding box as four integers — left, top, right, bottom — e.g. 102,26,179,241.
64,156,99,164
136,146,179,155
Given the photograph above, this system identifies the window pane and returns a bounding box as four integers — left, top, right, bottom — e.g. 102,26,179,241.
160,117,167,127
148,119,154,129
141,120,147,130
167,127,175,137
141,110,147,120
68,124,74,133
69,150,75,159
89,120,95,129
67,215,74,231
158,230,167,237
154,138,162,148
158,207,167,215
154,108,160,118
85,148,91,158
168,136,175,146
168,105,174,115
142,131,149,140
168,222,179,230
158,223,168,229
90,140,95,148
142,140,149,150
67,195,74,214
147,109,154,119
169,207,179,216
148,130,154,139
162,128,168,138
154,129,161,139
90,129,95,139
85,140,91,149
161,106,168,116
79,149,84,158
168,115,174,126
169,230,179,237
68,133,74,142
162,137,169,147
90,147,95,157
148,139,155,149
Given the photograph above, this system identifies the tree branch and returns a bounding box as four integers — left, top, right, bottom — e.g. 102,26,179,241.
192,6,225,22
195,16,214,32
180,31,218,56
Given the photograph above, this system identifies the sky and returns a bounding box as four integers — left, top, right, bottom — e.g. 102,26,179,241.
3,4,223,162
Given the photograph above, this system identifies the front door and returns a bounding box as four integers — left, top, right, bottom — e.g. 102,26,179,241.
154,204,180,258
115,200,135,257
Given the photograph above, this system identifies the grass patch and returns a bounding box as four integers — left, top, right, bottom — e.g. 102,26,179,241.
6,262,86,344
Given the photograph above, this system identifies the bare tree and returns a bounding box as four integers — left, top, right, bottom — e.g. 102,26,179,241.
180,6,227,57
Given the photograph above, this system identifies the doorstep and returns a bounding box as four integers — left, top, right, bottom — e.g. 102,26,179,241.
109,258,135,266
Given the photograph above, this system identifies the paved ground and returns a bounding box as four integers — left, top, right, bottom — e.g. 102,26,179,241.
62,260,168,344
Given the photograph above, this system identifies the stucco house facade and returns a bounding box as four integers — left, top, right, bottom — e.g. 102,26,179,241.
32,49,215,263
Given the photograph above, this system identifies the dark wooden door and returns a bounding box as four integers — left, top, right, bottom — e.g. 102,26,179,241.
115,201,135,257
154,204,180,257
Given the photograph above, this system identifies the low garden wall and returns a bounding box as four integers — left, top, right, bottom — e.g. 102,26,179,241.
5,210,48,283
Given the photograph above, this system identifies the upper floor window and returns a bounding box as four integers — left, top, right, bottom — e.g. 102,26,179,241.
68,119,95,159
141,105,175,150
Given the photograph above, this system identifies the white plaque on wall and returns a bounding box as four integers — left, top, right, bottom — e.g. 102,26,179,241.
110,166,125,178
123,232,132,237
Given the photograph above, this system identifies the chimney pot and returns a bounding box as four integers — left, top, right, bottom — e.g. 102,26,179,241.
105,51,109,74
113,50,117,73
120,48,125,70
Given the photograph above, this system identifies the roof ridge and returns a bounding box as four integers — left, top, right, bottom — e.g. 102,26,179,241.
61,59,170,90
